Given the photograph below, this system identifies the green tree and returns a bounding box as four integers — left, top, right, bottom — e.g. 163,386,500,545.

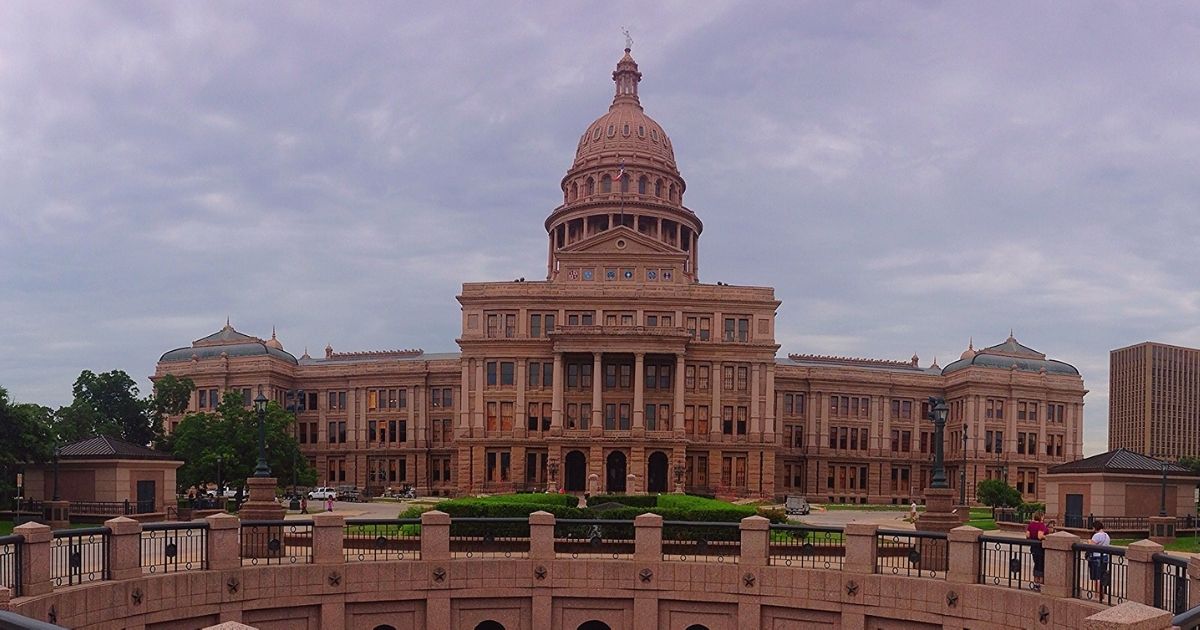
57,370,153,445
148,374,194,449
1177,456,1200,474
975,478,1022,515
171,391,315,493
0,387,56,501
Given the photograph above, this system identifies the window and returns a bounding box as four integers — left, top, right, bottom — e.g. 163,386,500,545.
1047,403,1066,423
327,391,346,411
890,399,913,419
723,406,734,435
567,310,594,326
431,387,452,408
619,403,630,430
529,312,555,338
830,395,870,418
526,451,548,484
686,315,711,341
638,176,647,194
601,175,612,193
487,362,497,386
605,404,616,430
783,393,806,416
985,398,1006,419
500,362,515,386
485,450,511,482
736,366,748,391
645,404,656,431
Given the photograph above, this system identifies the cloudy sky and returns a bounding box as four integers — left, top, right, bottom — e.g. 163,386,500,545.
2,2,1198,455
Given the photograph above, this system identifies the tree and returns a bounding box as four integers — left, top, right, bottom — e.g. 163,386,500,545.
975,478,1022,515
0,387,55,501
57,370,153,445
171,391,315,493
148,374,194,449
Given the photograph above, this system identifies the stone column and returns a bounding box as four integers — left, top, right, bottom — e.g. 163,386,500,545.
673,354,686,435
205,513,240,570
591,352,603,435
843,523,878,575
739,515,769,567
514,359,528,439
420,510,451,562
632,352,645,434
551,353,564,435
44,500,69,530
104,516,142,580
764,362,776,444
711,361,723,439
634,513,663,563
459,362,471,437
749,364,761,440
529,511,555,561
1042,530,1080,599
14,522,52,597
0,586,9,612
1082,602,1172,630
312,511,345,565
239,476,284,522
947,526,982,584
1188,556,1200,609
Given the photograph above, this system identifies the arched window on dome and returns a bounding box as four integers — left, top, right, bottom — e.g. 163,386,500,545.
619,174,630,193
570,182,578,202
638,176,648,195
587,177,595,196
601,176,612,193
669,184,676,203
654,179,663,197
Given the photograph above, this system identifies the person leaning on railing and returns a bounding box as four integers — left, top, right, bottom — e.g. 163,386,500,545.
1088,521,1111,593
1025,511,1052,591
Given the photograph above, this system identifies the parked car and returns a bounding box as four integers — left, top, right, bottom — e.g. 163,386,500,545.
308,487,338,500
785,495,811,516
335,485,363,502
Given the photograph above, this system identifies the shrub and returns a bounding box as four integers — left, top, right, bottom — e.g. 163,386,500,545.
587,494,658,508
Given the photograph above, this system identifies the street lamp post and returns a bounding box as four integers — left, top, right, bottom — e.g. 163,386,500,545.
52,444,61,501
960,431,968,505
1159,457,1168,517
927,397,949,489
253,389,271,478
216,455,223,496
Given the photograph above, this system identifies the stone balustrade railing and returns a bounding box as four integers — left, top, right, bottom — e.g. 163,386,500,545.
0,512,1197,629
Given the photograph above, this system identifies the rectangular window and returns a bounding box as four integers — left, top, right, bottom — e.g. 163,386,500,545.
543,362,553,387
645,404,656,431
500,361,515,386
723,366,734,391
619,403,631,430
723,406,734,435
487,402,498,432
500,401,514,431
567,363,579,388
487,361,497,386
698,365,710,391
530,314,541,338
505,314,516,338
528,362,541,388
736,406,747,435
605,404,616,430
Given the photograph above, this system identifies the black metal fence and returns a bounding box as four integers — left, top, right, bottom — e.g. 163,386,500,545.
448,517,530,559
239,520,313,566
1153,552,1190,614
875,530,948,579
767,524,844,570
554,519,634,560
661,521,741,564
978,535,1038,591
0,534,22,597
69,500,156,516
51,527,109,587
140,522,208,574
344,519,421,562
1072,542,1127,605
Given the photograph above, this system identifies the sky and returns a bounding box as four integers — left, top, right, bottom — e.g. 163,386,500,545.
2,2,1199,456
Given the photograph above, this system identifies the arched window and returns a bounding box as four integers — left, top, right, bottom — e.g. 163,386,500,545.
655,179,663,197
570,182,578,202
601,176,612,193
638,176,648,194
684,626,711,630
619,174,630,193
373,626,397,630
474,622,506,630
669,184,676,202
586,177,595,196
578,622,611,630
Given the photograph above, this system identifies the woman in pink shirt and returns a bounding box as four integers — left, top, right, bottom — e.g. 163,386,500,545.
1026,511,1052,590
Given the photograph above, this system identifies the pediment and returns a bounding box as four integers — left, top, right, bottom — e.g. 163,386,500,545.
560,226,681,256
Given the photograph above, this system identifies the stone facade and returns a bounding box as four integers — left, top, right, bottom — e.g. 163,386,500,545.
154,49,1085,501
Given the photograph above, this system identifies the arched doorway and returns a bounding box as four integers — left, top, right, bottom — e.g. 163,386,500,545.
578,622,611,630
685,625,711,630
474,622,505,630
647,451,668,493
564,450,587,492
606,451,627,493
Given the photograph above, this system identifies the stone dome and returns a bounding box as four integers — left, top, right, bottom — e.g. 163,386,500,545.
570,49,679,174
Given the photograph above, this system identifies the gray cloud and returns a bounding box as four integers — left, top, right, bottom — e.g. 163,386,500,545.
3,2,1199,456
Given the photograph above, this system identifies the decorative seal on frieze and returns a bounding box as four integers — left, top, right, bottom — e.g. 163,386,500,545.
328,571,342,586
845,580,858,596
742,572,756,587
131,587,144,605
1039,605,1050,624
946,590,958,608
433,566,447,583
535,565,548,581
226,577,240,594
639,568,653,583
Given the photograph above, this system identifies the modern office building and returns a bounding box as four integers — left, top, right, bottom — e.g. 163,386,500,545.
155,48,1086,501
1109,341,1200,459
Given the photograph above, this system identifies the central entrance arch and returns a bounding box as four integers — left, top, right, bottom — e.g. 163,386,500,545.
564,450,587,492
647,451,668,493
606,451,627,493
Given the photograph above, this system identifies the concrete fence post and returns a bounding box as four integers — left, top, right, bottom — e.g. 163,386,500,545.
103,516,142,580
947,525,982,584
1082,601,1172,629
1188,556,1200,609
205,513,240,571
0,586,10,611
739,515,769,567
14,522,52,597
634,513,663,563
528,511,556,561
421,510,451,562
1042,530,1080,599
843,523,878,575
1123,539,1162,607
311,512,345,565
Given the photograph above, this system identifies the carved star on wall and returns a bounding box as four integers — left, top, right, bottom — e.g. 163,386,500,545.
328,571,342,586
1039,605,1050,624
227,577,240,594
845,580,858,596
639,568,653,583
535,565,548,580
131,588,144,605
946,591,958,607
433,566,447,583
742,573,756,587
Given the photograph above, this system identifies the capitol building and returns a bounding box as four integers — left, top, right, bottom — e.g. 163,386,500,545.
156,48,1085,502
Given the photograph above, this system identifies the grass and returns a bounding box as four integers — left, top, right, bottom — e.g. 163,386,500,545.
1110,535,1200,553
0,520,95,536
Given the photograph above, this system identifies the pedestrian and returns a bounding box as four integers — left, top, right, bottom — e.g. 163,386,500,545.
908,501,918,522
300,497,308,514
325,496,334,513
1026,511,1052,590
1088,521,1111,596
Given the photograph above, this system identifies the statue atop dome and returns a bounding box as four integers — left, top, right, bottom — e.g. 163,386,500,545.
622,27,633,52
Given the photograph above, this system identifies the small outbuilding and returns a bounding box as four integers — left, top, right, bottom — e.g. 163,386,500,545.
1044,448,1198,532
23,435,183,520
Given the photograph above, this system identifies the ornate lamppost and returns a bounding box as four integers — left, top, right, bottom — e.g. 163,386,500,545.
547,461,559,493
672,462,685,494
253,389,270,477
1159,456,1169,517
51,443,61,501
959,430,968,506
927,397,948,489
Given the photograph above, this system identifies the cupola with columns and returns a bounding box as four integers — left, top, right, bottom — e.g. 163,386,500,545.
545,46,702,284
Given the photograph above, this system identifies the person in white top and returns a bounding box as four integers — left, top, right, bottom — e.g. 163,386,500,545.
1087,521,1111,595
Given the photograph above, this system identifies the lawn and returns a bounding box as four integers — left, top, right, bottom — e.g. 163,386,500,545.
1110,535,1200,553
